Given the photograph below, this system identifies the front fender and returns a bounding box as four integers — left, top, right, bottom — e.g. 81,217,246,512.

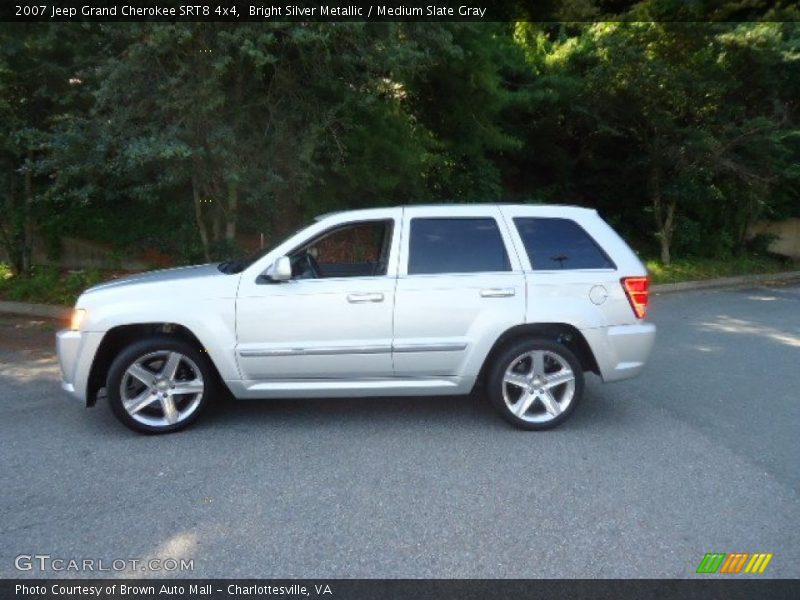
81,294,240,382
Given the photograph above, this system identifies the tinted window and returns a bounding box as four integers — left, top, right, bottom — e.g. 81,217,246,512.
408,218,510,275
514,218,614,270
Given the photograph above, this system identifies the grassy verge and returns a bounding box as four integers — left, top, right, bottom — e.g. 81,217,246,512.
0,264,109,306
646,254,797,285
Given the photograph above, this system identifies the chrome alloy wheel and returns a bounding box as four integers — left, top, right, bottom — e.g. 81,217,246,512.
501,349,576,423
120,351,204,428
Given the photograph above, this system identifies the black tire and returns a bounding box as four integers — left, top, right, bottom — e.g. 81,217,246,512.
106,336,215,434
488,338,584,430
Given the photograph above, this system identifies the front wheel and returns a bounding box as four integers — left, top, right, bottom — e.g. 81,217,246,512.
488,338,584,430
106,337,213,434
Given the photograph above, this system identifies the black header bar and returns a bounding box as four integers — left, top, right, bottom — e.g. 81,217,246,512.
2,0,799,22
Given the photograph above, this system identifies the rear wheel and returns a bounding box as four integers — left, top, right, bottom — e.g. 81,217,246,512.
488,338,584,430
106,336,213,434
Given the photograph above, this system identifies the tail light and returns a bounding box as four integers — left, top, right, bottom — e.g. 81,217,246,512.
621,276,649,319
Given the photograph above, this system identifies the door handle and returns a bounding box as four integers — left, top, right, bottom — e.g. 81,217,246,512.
480,288,515,298
347,292,384,303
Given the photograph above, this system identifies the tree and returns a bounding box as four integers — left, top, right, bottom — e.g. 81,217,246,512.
511,20,800,264
4,17,798,270
0,25,81,274
57,23,447,260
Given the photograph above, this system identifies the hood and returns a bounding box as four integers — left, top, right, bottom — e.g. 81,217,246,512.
84,263,224,294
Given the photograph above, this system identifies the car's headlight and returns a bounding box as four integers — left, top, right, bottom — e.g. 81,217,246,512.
69,309,87,331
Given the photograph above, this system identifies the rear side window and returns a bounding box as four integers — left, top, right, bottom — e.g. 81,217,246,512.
408,217,511,275
514,217,615,270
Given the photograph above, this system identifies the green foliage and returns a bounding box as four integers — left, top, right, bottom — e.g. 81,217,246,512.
0,13,798,269
646,254,794,285
0,264,106,305
0,262,12,282
509,20,800,263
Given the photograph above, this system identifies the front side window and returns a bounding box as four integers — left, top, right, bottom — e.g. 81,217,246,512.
408,217,511,275
291,220,392,279
513,217,615,270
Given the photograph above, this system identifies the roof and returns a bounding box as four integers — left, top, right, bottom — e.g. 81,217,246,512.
314,203,597,221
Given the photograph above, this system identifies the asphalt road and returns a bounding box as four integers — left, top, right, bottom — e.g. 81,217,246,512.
1,284,798,579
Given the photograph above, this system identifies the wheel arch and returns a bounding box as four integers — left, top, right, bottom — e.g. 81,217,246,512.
86,323,222,406
476,322,599,388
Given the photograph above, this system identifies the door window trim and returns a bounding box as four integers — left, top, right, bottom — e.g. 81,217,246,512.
401,215,516,277
511,216,617,272
258,218,398,284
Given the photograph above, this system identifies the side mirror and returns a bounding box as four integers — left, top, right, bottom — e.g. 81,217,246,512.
268,256,292,282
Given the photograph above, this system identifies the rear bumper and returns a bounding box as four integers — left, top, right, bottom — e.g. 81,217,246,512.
56,329,104,405
582,322,656,382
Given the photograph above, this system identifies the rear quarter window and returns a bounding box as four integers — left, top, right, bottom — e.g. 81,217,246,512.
408,217,511,275
514,217,615,270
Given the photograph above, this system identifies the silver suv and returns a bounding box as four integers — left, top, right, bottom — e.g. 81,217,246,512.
56,204,655,434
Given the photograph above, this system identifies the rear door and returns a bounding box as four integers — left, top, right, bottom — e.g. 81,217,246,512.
392,206,526,378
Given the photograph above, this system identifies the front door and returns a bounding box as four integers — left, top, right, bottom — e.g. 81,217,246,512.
236,218,398,381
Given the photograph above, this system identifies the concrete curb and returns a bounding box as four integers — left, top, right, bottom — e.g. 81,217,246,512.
651,270,800,294
1,270,799,320
0,300,70,320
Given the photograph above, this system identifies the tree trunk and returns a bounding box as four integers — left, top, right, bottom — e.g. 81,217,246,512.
273,197,297,240
191,173,211,262
736,194,761,255
211,206,222,243
659,225,671,265
650,164,676,266
272,178,304,241
0,171,22,275
658,200,676,265
21,149,34,275
225,182,238,241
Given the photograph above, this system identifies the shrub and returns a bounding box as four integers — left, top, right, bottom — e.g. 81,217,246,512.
0,265,109,305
